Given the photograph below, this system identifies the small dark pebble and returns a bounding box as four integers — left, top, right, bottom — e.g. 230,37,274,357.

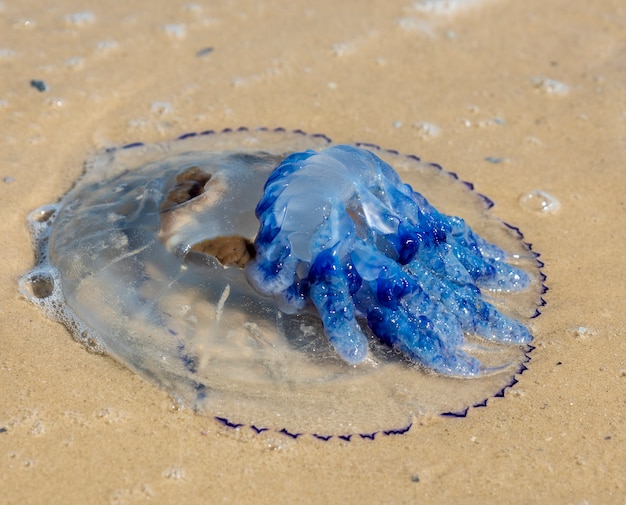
411,474,420,483
604,436,611,441
0,427,7,434
196,47,214,57
30,79,48,92
556,361,563,365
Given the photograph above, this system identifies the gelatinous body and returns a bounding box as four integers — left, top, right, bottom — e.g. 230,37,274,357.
19,128,545,439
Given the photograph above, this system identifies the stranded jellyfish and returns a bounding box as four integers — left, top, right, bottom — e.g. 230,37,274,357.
19,127,545,440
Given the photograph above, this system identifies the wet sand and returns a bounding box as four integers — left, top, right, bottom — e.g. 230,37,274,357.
1,0,624,503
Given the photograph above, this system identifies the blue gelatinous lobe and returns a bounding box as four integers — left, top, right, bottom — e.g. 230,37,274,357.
246,145,532,376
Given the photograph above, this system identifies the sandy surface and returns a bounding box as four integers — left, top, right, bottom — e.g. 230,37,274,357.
1,0,624,503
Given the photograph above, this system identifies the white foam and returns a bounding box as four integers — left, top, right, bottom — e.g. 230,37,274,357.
410,0,496,15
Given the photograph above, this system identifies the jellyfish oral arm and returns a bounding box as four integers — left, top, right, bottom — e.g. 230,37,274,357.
246,145,533,376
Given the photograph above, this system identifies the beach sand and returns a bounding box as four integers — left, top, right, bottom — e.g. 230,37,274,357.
1,0,624,503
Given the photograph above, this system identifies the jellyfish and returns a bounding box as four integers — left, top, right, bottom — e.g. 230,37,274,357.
19,127,545,439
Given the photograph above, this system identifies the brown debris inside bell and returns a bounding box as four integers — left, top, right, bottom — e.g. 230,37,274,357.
191,235,256,268
161,166,212,212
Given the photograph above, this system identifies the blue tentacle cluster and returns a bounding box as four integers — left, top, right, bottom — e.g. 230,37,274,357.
245,146,532,376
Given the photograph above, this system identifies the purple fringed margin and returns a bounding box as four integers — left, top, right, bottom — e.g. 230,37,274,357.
114,127,547,442
213,415,414,443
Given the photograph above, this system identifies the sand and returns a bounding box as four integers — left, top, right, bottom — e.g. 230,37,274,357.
1,0,624,503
